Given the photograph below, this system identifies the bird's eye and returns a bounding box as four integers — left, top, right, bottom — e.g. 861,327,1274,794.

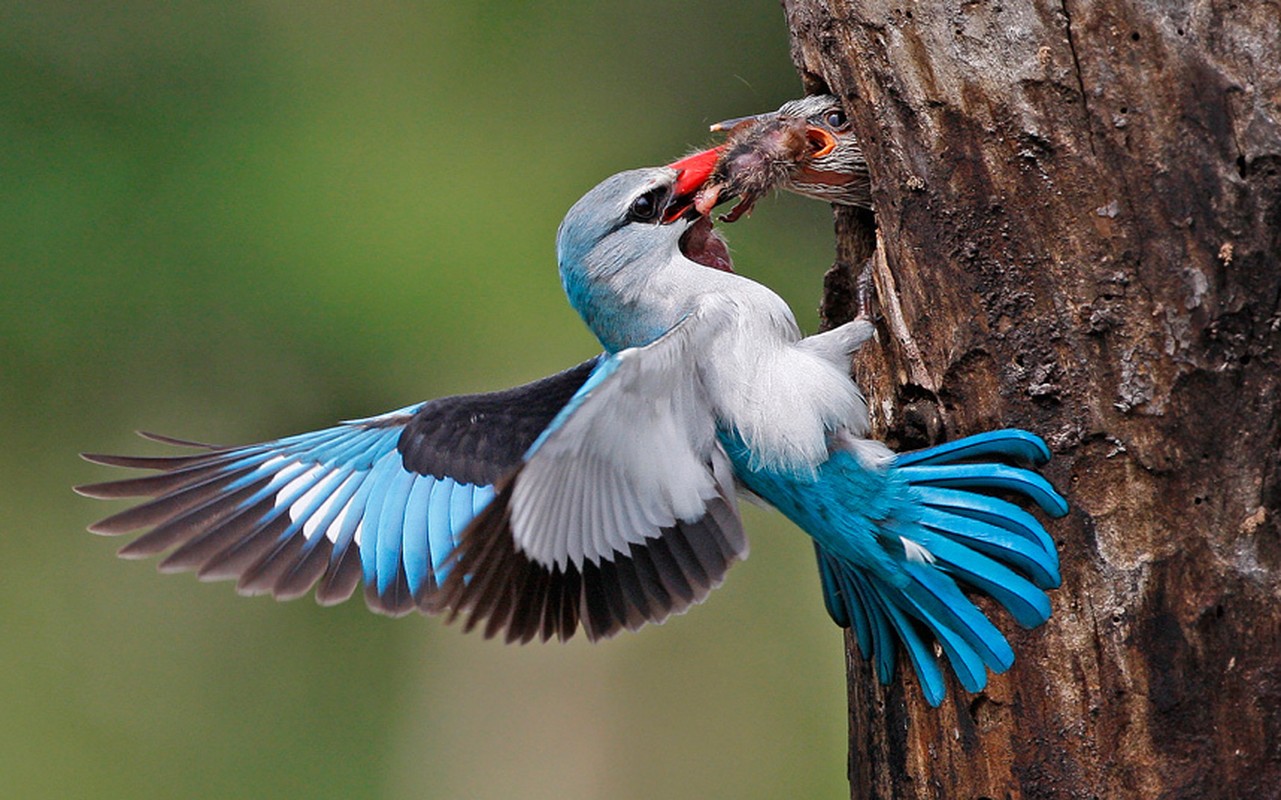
824,108,847,128
628,189,663,223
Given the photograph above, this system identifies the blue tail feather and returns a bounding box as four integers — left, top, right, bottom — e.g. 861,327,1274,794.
866,582,947,706
729,425,1065,705
818,541,998,700
915,506,1060,589
863,579,896,683
907,528,1052,628
912,485,1058,561
894,549,1014,672
898,572,990,693
897,463,1069,518
893,429,1052,467
824,555,893,678
816,544,876,658
814,544,850,628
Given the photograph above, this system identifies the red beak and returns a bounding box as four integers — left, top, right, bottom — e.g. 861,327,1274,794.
669,146,723,196
664,145,724,221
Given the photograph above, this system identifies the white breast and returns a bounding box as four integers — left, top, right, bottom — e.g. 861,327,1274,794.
617,250,870,477
692,278,868,476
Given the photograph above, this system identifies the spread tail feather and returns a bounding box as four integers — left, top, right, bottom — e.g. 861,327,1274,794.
892,428,1052,468
813,429,1065,706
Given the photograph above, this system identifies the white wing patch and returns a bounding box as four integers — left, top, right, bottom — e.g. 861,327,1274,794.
302,472,359,542
509,301,736,569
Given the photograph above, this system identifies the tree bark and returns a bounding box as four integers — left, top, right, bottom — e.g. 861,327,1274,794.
783,1,1281,797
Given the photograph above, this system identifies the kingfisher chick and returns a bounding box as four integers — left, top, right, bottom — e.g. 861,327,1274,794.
696,94,872,221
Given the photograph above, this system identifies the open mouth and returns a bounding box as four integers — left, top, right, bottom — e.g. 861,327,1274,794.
679,216,733,273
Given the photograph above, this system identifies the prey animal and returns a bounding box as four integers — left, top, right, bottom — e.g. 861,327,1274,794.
697,94,872,221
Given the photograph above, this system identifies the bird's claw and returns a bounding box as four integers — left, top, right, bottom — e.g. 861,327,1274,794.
855,256,877,320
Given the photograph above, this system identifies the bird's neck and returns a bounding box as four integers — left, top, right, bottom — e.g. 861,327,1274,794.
561,267,670,354
563,253,759,353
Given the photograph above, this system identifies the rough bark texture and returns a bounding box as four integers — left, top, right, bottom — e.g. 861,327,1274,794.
783,1,1281,797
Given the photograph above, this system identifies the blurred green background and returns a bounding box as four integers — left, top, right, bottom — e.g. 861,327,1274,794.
1,2,850,797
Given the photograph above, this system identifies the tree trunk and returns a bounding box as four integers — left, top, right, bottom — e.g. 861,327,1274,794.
783,1,1281,797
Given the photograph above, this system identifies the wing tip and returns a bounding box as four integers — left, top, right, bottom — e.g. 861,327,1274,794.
80,452,131,468
88,516,140,537
134,430,222,449
73,482,108,499
85,520,119,536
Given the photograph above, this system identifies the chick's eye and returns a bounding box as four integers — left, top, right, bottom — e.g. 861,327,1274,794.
824,108,847,128
628,190,662,222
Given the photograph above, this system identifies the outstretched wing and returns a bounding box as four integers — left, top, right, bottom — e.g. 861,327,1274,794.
77,358,600,616
436,304,749,643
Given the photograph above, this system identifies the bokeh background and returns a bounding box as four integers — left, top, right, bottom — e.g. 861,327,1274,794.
1,3,850,797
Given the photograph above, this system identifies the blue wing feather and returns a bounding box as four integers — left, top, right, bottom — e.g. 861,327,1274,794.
292,468,356,553
472,484,496,516
375,465,417,595
329,470,372,566
300,470,362,554
523,357,619,459
161,461,310,572
427,478,458,581
79,358,602,612
279,468,348,543
450,483,476,540
402,476,435,596
359,451,406,586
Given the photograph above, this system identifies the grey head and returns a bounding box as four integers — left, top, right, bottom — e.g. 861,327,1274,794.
555,165,732,352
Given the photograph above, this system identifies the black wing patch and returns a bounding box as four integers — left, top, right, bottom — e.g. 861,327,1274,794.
394,357,601,485
433,467,747,643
